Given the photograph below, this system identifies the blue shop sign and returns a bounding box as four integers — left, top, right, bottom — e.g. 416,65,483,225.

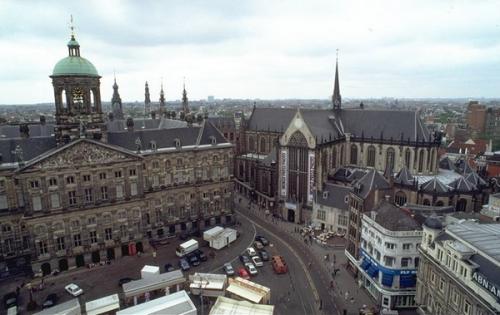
360,249,416,276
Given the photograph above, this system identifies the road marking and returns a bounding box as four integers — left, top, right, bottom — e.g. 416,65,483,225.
236,210,320,304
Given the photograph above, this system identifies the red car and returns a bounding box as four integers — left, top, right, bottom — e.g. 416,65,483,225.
238,267,250,280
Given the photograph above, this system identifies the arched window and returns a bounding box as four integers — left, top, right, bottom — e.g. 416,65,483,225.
90,90,95,112
435,200,444,207
423,198,430,206
386,148,395,172
248,136,255,152
350,145,358,165
418,150,424,173
367,146,376,167
289,131,308,147
395,191,407,206
260,138,266,153
456,198,467,211
61,89,67,110
429,149,435,172
331,147,337,169
405,149,411,168
339,145,344,165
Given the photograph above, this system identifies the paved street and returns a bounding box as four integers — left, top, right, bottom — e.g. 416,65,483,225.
235,193,380,315
1,206,318,315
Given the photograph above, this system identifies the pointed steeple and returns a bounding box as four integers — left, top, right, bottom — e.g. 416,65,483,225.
111,74,124,120
332,49,341,110
182,78,190,113
144,81,151,115
159,79,166,116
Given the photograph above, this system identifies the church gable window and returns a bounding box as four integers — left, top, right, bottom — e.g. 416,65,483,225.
350,145,358,165
288,131,308,147
367,146,376,167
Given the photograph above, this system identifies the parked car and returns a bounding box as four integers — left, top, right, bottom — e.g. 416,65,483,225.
65,283,83,297
244,262,258,276
252,256,264,267
42,293,58,308
239,255,251,264
164,263,175,272
223,263,235,276
179,258,190,271
259,249,270,261
253,241,264,250
187,253,200,266
194,249,207,262
238,267,250,280
246,247,257,257
118,277,133,287
3,292,17,309
255,235,269,246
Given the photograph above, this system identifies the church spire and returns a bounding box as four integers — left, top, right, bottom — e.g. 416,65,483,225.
111,74,124,120
332,49,341,110
182,77,190,113
144,81,151,115
159,79,166,116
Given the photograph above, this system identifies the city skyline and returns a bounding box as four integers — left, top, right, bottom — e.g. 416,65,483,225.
1,1,500,104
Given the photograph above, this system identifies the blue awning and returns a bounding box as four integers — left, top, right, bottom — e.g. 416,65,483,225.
366,264,379,278
400,274,416,288
360,259,371,271
381,272,393,287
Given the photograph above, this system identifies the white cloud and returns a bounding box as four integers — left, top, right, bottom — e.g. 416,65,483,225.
1,0,500,104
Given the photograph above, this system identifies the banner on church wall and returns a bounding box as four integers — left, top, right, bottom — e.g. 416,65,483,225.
308,151,315,203
280,149,288,197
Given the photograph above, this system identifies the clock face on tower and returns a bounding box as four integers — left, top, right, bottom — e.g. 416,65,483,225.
72,88,84,105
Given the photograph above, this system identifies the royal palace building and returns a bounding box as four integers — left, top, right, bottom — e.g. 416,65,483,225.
0,32,233,277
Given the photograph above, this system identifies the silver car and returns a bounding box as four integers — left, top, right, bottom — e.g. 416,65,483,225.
223,263,235,276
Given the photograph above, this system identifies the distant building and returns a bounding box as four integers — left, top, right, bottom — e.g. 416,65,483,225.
207,96,215,103
466,101,487,135
416,219,500,315
358,200,422,310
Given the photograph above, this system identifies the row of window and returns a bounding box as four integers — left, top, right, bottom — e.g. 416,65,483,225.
29,169,137,189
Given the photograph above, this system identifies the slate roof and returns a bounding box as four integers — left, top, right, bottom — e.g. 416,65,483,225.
469,254,500,288
354,169,391,199
106,118,187,132
346,169,368,182
246,108,296,132
107,121,227,151
0,136,57,164
207,117,236,129
394,166,415,186
420,177,450,194
465,172,487,187
0,124,54,138
331,167,352,182
315,183,352,210
450,176,477,193
439,157,457,171
246,107,431,143
372,200,421,231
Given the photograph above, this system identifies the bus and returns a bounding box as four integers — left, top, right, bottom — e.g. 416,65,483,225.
176,239,199,257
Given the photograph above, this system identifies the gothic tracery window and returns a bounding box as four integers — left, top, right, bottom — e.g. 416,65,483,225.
386,147,395,172
367,145,376,167
350,145,358,165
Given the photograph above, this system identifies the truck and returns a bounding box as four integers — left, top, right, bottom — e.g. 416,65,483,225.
203,227,237,250
176,239,199,257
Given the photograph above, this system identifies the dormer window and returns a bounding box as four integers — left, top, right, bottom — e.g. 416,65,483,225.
210,136,217,145
323,191,329,199
174,138,181,149
150,140,157,151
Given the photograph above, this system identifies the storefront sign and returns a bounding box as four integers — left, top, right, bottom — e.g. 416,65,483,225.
280,149,288,197
307,151,315,203
473,271,500,301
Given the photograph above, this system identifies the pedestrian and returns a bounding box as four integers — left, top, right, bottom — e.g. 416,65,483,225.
308,261,312,268
319,299,323,310
344,291,349,301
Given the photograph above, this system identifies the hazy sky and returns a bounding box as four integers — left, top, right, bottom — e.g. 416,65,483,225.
1,0,500,104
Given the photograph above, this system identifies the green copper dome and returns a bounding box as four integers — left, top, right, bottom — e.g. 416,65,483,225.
52,56,99,77
52,34,99,77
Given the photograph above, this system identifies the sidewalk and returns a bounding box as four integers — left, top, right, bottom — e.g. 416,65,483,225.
237,194,378,315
